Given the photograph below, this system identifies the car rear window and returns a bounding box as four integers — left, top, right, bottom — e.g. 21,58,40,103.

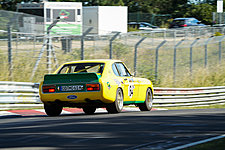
58,63,105,74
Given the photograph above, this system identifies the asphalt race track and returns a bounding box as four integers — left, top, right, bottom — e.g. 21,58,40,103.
0,108,225,150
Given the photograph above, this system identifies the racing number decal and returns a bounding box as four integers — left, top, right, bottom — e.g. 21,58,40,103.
128,83,135,98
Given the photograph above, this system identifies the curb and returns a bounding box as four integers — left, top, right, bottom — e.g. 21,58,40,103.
0,107,162,118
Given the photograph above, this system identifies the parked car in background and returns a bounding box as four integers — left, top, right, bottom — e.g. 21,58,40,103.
128,22,158,30
128,22,166,31
169,18,206,28
139,22,158,30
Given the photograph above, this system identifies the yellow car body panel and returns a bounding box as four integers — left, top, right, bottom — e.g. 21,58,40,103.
39,59,153,107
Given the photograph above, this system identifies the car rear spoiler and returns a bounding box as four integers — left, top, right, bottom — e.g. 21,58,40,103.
43,73,100,84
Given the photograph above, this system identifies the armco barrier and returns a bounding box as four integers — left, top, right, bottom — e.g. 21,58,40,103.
154,86,225,107
0,81,225,107
0,81,40,104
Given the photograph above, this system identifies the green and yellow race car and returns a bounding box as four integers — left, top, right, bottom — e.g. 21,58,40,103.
39,59,154,116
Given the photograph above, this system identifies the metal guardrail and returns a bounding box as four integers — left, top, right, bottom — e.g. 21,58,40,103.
0,81,40,104
154,86,225,107
0,81,225,107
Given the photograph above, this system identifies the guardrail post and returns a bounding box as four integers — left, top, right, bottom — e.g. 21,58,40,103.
81,27,93,60
190,38,200,74
109,32,120,59
204,36,214,68
218,35,225,64
155,40,166,81
7,24,12,81
173,39,185,84
134,37,146,76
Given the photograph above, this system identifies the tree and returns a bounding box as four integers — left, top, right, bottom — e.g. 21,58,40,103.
0,0,218,25
123,0,189,15
184,3,216,24
188,0,217,5
0,0,42,11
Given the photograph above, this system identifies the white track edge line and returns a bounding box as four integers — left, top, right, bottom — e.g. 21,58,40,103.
168,134,225,150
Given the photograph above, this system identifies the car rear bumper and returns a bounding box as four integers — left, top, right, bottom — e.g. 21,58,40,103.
40,91,113,104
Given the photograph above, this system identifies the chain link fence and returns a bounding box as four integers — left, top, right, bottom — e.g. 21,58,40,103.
128,13,171,26
1,10,225,86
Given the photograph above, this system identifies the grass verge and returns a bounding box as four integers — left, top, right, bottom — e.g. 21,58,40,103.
184,137,225,150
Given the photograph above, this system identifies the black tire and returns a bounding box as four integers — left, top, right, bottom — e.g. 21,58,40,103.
83,107,96,115
106,88,123,113
44,103,63,116
138,88,153,111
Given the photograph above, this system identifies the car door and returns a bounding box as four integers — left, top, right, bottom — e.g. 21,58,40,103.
114,62,139,102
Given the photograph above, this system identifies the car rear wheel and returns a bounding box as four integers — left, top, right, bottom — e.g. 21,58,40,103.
44,103,63,116
138,88,153,111
83,107,96,115
106,88,123,113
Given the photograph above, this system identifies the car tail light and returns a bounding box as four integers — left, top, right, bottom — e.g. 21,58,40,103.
86,84,100,91
42,85,56,93
181,24,187,27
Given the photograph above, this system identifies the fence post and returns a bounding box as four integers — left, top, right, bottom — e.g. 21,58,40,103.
46,17,61,73
109,32,120,59
190,38,200,74
30,40,48,81
218,35,225,64
134,37,146,76
173,39,185,84
7,24,12,80
163,30,166,40
155,40,167,81
30,17,60,81
151,32,154,45
174,30,176,43
204,36,214,68
46,34,52,74
33,34,36,54
81,27,93,60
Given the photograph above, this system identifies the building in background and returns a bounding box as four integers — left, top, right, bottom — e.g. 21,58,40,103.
83,6,127,35
17,2,82,35
17,2,127,36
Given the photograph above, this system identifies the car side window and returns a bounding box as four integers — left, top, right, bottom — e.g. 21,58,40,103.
115,63,131,77
112,63,120,76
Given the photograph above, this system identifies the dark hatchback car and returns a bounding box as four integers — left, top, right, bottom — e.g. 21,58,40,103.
169,18,206,28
